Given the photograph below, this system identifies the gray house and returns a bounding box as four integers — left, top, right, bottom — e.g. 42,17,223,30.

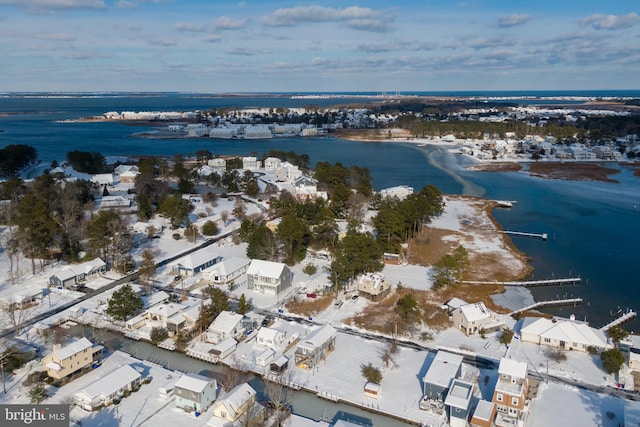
444,379,474,427
422,350,463,400
49,258,107,289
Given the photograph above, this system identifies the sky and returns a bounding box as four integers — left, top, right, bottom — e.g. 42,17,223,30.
0,0,639,93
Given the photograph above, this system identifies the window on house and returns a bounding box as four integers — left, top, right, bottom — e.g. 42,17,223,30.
496,393,503,402
512,397,519,406
544,338,551,343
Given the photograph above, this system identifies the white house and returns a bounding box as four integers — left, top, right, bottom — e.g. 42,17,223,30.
204,257,251,285
242,156,259,170
451,302,504,336
519,315,612,353
295,324,337,369
211,383,258,423
379,185,414,201
49,258,107,289
256,327,285,348
74,364,142,411
246,259,292,296
206,311,244,344
174,373,217,412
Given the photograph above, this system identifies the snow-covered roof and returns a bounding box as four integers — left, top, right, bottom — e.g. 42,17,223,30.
76,364,141,400
521,317,609,348
215,383,256,419
498,357,528,379
177,248,220,270
212,336,237,354
299,325,336,349
52,337,95,361
174,372,214,393
423,350,463,388
204,257,250,277
143,290,170,308
457,302,492,322
444,379,473,409
146,302,185,318
446,297,468,311
256,327,282,343
208,311,243,334
246,259,287,279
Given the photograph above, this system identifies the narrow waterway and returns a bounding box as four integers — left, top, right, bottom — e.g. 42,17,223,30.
68,325,415,426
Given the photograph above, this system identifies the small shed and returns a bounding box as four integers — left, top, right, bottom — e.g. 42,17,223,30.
364,382,381,399
256,348,275,367
270,355,289,374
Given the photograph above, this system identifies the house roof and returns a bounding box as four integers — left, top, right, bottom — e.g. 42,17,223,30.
177,248,220,270
52,337,95,360
298,325,336,350
423,350,463,388
446,297,468,311
204,257,251,277
498,358,528,379
146,302,185,318
216,383,256,419
212,336,238,353
76,364,141,400
53,268,77,282
143,290,170,308
521,317,609,348
256,327,283,344
246,259,287,279
209,311,243,334
174,372,214,393
472,400,496,421
457,302,492,322
444,379,474,410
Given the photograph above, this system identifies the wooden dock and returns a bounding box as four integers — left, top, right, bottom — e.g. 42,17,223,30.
600,309,637,331
503,230,548,241
509,298,582,316
462,277,581,287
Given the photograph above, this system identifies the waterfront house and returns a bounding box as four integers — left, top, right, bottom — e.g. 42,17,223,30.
49,258,107,289
174,373,217,413
246,259,292,296
422,350,463,401
211,383,258,423
519,315,612,353
210,336,238,361
256,327,285,347
295,324,337,369
206,311,244,344
175,248,221,276
74,364,142,411
379,185,414,201
256,348,276,367
91,173,115,186
270,355,289,374
204,256,251,285
263,157,281,171
242,156,259,170
357,272,390,301
444,379,474,427
42,337,103,380
471,400,497,427
451,302,505,336
492,358,529,427
207,158,226,174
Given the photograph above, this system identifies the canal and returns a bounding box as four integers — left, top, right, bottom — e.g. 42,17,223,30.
68,325,416,427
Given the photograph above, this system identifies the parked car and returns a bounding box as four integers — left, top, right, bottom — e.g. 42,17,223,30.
306,293,317,299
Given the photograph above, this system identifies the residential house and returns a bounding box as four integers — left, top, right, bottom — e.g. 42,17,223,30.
452,302,505,336
246,259,292,296
444,379,474,427
270,355,289,375
49,258,107,289
357,272,390,301
211,383,258,423
166,303,201,336
263,157,281,171
470,400,497,427
210,336,238,361
42,338,103,380
295,324,337,369
99,195,131,210
74,364,142,411
256,327,285,347
379,185,414,201
242,156,259,170
114,165,139,183
174,373,217,412
519,315,612,353
256,348,275,367
91,173,115,186
206,311,244,344
492,358,529,427
207,158,226,174
175,248,221,276
204,257,251,285
422,350,463,400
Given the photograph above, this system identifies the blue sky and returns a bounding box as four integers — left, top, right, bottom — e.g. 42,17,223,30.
0,0,639,92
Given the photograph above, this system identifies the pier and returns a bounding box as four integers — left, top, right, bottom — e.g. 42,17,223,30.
462,277,581,287
503,230,548,241
508,298,582,316
599,309,637,331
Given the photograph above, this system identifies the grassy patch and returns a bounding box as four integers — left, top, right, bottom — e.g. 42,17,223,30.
285,295,333,316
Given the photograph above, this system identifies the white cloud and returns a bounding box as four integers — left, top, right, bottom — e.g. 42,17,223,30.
495,14,532,28
581,13,639,30
0,0,106,11
174,22,206,32
226,47,255,56
261,5,393,32
213,16,247,30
